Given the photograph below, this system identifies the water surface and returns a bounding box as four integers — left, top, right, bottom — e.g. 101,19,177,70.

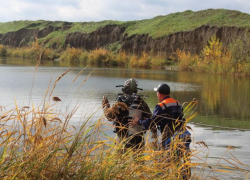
0,57,249,178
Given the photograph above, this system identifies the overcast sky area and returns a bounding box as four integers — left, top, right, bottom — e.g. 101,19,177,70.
0,0,250,22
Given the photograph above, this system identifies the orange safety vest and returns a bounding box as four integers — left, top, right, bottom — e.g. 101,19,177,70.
158,98,181,111
157,97,185,145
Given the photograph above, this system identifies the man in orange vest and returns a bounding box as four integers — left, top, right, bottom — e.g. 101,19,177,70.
129,83,185,147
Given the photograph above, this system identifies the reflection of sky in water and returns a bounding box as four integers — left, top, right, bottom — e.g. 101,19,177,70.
0,63,249,179
190,124,250,179
0,66,199,119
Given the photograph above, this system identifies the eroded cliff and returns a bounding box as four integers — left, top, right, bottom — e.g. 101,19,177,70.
0,24,249,58
65,25,248,57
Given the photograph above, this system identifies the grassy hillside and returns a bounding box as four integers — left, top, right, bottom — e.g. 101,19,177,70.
0,20,125,48
0,8,250,50
38,20,123,48
1,9,250,38
0,20,123,34
0,20,66,34
124,9,250,38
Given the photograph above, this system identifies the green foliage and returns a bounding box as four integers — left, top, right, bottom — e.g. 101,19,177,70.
104,42,122,52
0,20,66,34
0,21,35,34
67,21,123,34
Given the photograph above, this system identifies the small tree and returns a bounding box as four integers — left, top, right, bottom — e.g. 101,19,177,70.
202,35,233,74
202,35,222,65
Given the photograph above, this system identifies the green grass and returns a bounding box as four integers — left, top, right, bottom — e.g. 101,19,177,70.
39,20,124,48
0,20,36,34
0,20,68,34
1,9,250,57
67,20,123,34
124,9,250,38
1,9,250,38
103,42,122,52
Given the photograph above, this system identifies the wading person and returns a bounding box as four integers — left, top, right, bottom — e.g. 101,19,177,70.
129,83,191,178
129,83,186,146
102,78,157,152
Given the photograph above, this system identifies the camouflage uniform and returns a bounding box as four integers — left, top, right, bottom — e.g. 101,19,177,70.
102,79,157,151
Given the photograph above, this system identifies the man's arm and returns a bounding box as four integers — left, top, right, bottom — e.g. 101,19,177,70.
140,99,152,118
130,105,163,129
141,99,158,140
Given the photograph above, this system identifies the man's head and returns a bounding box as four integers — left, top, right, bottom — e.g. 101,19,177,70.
154,83,170,101
122,78,138,95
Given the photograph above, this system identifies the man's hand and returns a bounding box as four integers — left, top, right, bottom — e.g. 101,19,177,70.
129,115,139,127
102,96,110,109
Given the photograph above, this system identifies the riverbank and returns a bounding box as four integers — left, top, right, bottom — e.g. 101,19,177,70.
1,35,250,76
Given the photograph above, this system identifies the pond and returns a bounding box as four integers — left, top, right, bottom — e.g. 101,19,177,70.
0,57,249,179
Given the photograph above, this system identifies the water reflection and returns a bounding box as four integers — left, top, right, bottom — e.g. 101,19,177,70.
0,57,249,130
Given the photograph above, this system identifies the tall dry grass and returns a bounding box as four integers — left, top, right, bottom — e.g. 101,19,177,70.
60,47,88,63
59,47,167,69
88,48,116,66
115,51,129,67
0,45,7,57
0,96,196,179
3,38,58,60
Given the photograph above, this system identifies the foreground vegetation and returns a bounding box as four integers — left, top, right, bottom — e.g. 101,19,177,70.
0,68,249,179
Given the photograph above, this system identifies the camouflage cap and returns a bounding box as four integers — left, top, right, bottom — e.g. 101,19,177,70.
122,78,138,95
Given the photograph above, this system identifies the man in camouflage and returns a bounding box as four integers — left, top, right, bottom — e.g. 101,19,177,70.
102,78,157,151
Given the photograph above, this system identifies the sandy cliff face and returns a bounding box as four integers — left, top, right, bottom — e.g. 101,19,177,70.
120,25,248,57
65,25,249,57
0,25,70,47
0,28,39,47
0,24,248,57
64,25,126,49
